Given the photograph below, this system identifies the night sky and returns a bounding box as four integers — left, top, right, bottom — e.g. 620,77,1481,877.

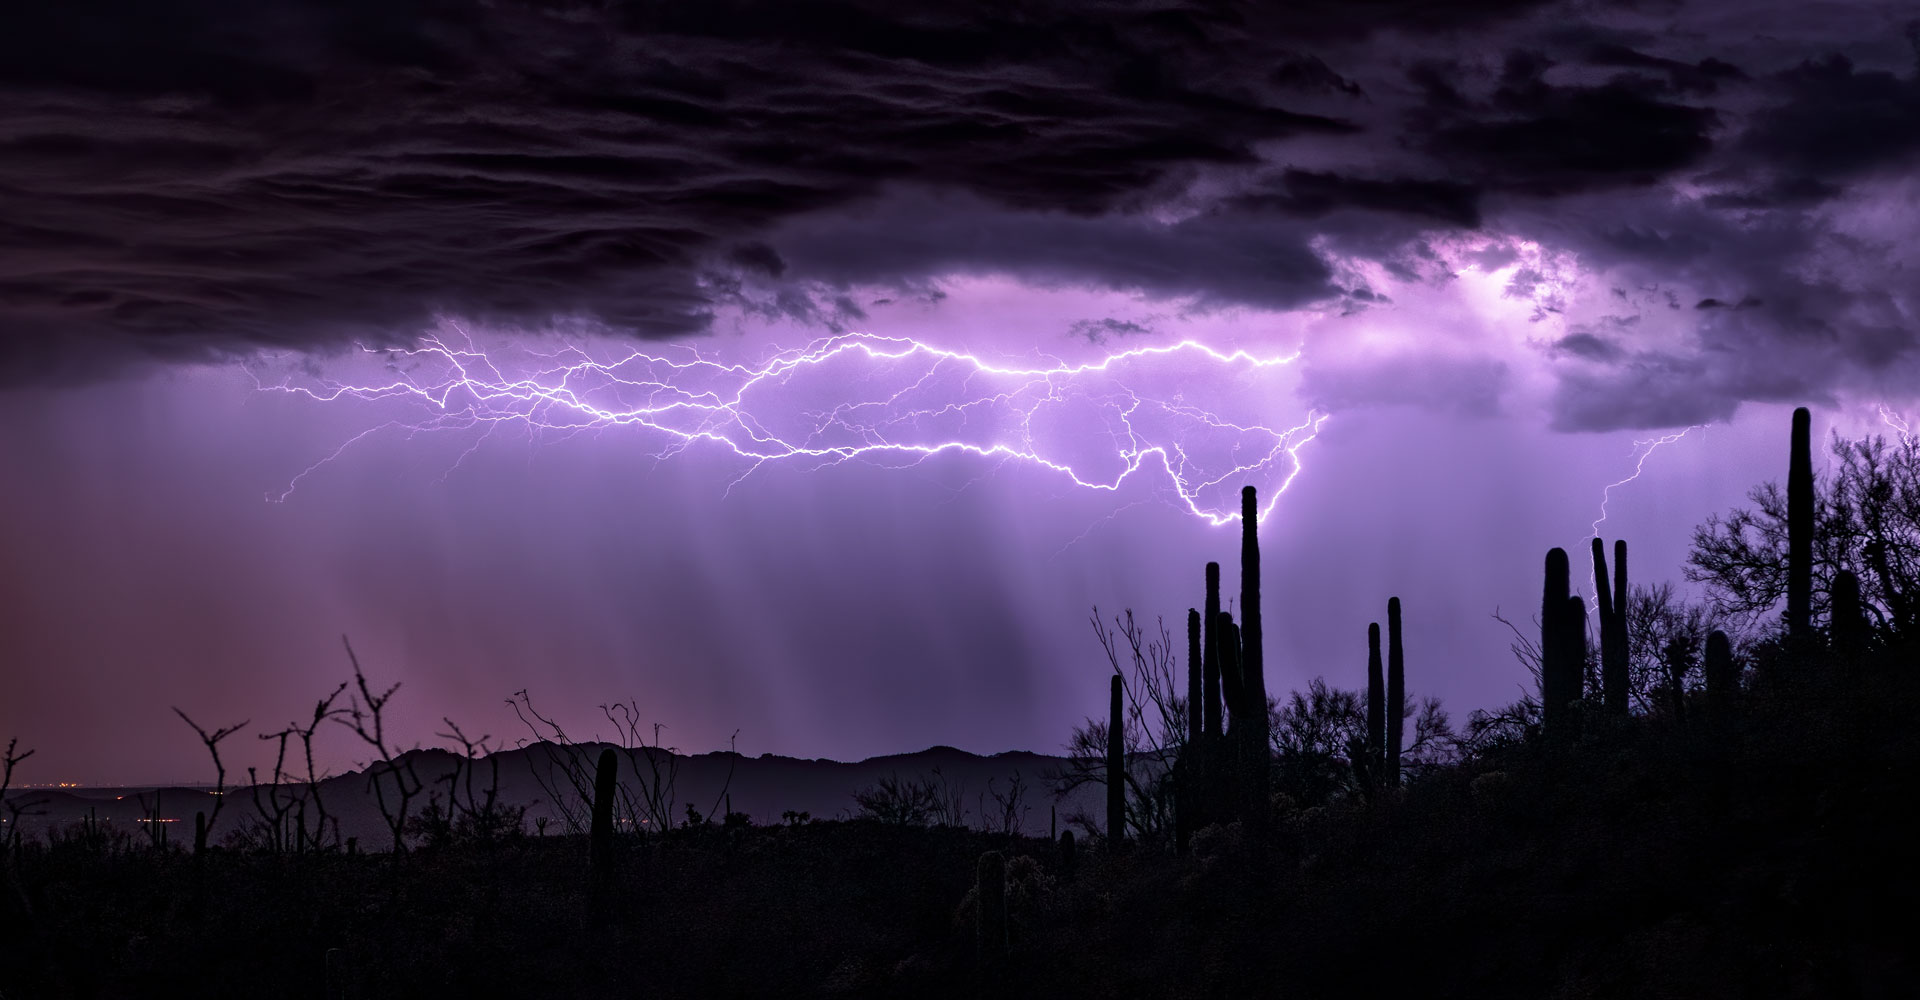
2,1,1917,785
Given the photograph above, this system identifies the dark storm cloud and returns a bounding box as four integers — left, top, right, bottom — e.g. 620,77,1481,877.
1418,51,1722,195
0,0,1369,378
1739,49,1920,180
1070,318,1154,345
1226,170,1482,227
0,0,1916,428
749,188,1339,313
1553,332,1626,363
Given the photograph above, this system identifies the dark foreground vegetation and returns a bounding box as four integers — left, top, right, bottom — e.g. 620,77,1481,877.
1,407,1915,998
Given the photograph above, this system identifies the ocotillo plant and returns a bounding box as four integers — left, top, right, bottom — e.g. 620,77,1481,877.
1705,629,1736,714
1366,621,1384,784
1832,568,1864,660
976,850,1008,967
1386,597,1404,788
1541,548,1573,734
1107,674,1125,845
1203,562,1223,739
1593,538,1630,715
589,747,617,878
1789,406,1814,642
1238,485,1269,822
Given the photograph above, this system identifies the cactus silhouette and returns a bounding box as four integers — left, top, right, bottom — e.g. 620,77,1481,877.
1108,673,1125,845
1238,485,1269,821
1705,629,1736,714
976,850,1007,966
1059,829,1076,871
1366,621,1384,781
1566,595,1588,699
1217,613,1245,820
194,811,208,857
1541,548,1573,734
1218,613,1244,724
589,747,617,878
1186,608,1203,743
1593,538,1630,715
1831,568,1864,659
1203,562,1223,739
1789,406,1813,642
1179,607,1203,853
1386,597,1404,788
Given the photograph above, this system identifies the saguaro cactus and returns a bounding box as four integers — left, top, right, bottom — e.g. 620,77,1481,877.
1541,548,1572,733
1204,562,1223,739
1789,406,1814,642
1704,629,1736,714
976,850,1008,966
1216,613,1246,820
1566,596,1589,692
1108,674,1125,845
1593,538,1630,715
1186,608,1203,743
1366,621,1384,773
1386,597,1404,788
1238,485,1269,818
589,747,617,878
1218,613,1244,723
1831,568,1864,659
194,811,208,857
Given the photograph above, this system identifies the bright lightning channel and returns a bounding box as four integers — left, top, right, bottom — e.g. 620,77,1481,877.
1879,404,1913,444
1590,426,1700,538
252,329,1325,527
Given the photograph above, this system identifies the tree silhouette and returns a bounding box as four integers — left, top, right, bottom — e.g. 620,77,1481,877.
1688,428,1920,638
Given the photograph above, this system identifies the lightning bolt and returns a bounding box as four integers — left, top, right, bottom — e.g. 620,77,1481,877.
1879,404,1913,445
251,328,1325,527
1590,426,1700,538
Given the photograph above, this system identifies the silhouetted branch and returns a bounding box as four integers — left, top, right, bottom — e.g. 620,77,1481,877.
336,636,425,854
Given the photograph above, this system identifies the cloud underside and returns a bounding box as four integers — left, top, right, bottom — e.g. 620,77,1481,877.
0,0,1916,427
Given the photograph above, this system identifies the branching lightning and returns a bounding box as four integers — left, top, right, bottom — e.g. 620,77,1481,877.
1590,426,1700,538
252,329,1325,526
1879,404,1913,445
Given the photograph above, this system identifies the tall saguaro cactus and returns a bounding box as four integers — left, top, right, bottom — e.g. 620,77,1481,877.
1705,629,1736,714
1831,569,1864,660
1593,538,1630,715
1366,621,1384,775
1203,562,1223,739
1386,597,1405,788
1566,596,1589,688
1541,548,1573,733
1789,406,1814,642
1179,607,1203,852
1186,608,1203,743
590,748,618,877
1108,674,1125,845
1218,613,1244,724
1238,485,1269,819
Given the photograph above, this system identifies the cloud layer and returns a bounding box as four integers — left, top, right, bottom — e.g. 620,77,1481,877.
1,0,1916,425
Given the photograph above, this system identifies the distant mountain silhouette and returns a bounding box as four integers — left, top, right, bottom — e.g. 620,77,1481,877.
3,744,1094,846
